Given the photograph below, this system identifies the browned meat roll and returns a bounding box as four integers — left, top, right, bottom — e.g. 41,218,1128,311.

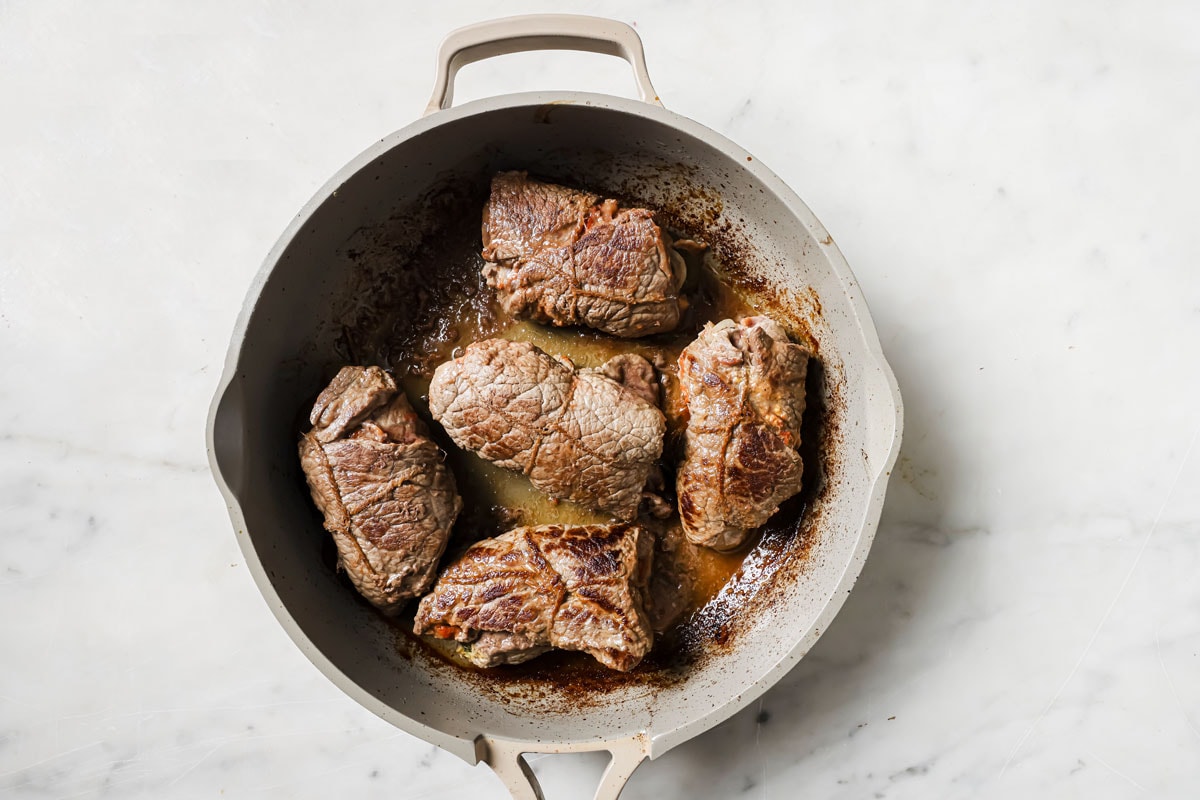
298,366,461,614
481,171,686,338
428,338,666,520
414,523,654,671
676,317,811,550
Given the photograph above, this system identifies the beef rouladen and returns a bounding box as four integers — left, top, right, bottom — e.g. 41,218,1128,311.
428,338,667,520
676,317,812,551
298,366,462,614
414,523,655,671
481,171,687,338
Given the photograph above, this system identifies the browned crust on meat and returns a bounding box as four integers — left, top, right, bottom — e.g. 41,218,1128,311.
481,171,685,338
413,523,654,671
428,339,666,520
298,366,462,614
676,317,811,550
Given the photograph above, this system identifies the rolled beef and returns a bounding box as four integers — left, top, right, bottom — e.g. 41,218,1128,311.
298,366,462,614
676,317,811,550
428,338,666,520
414,523,654,671
481,171,686,338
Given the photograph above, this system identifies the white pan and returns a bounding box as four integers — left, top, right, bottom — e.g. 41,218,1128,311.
206,15,903,799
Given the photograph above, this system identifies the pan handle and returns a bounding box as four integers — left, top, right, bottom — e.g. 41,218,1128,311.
483,737,647,800
424,14,662,116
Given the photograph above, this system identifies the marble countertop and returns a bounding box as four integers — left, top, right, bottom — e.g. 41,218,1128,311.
3,1,1198,797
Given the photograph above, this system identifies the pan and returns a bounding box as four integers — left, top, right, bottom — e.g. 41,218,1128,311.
206,14,903,799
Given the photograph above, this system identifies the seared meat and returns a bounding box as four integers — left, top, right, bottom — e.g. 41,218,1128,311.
428,339,666,520
481,172,598,262
298,366,462,614
676,317,811,550
413,523,654,671
481,171,686,338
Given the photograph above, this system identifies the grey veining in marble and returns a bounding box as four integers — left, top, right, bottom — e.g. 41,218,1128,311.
2,1,1199,798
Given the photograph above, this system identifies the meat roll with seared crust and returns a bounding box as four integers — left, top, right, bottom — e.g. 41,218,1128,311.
414,523,654,671
676,317,811,550
298,366,462,613
428,339,666,520
481,171,686,338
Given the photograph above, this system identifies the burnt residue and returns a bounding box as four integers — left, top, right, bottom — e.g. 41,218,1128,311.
334,177,503,376
307,166,840,707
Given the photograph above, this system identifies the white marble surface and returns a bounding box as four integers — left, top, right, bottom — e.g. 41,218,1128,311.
3,1,1199,797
